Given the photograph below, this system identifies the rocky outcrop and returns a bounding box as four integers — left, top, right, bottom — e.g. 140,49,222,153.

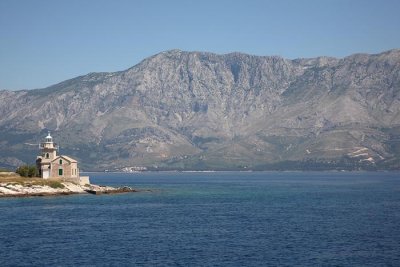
0,49,399,170
0,182,137,197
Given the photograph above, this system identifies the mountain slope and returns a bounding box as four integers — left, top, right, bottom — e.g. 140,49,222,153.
1,49,399,170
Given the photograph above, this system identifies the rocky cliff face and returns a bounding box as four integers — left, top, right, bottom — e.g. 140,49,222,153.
1,49,399,170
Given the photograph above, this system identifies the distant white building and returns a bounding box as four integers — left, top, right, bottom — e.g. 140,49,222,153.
36,132,89,184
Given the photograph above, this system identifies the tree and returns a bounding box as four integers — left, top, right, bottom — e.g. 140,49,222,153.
16,165,38,177
28,165,37,177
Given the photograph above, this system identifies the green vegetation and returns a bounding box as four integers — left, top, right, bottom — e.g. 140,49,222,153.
0,168,11,172
46,180,65,189
15,165,38,178
0,176,65,189
146,154,380,171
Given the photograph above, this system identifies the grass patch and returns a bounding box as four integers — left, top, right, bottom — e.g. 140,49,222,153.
43,180,65,189
0,176,65,189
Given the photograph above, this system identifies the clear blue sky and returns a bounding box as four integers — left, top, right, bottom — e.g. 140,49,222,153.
1,0,399,90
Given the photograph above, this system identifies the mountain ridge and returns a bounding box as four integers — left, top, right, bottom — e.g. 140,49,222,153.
7,48,400,94
1,49,399,171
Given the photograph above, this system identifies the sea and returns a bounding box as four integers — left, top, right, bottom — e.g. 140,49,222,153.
0,171,399,266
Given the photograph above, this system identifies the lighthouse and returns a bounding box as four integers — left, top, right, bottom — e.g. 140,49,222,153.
35,132,88,183
40,132,58,161
36,132,59,178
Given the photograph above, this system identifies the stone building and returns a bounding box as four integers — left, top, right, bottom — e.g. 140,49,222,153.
36,132,89,184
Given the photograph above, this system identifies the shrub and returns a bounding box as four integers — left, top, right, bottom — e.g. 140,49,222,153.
47,181,65,189
16,165,38,177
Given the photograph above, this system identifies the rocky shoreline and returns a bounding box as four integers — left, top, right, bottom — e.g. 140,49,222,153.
0,182,138,198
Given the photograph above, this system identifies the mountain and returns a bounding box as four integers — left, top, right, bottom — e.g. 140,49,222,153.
1,49,400,171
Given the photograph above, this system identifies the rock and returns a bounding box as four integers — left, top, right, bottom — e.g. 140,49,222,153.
84,185,137,194
0,182,138,198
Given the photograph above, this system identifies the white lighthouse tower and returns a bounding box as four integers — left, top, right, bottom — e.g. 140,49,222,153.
41,132,58,159
36,132,58,178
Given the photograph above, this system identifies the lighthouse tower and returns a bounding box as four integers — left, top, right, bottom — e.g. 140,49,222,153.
36,132,58,178
41,132,58,160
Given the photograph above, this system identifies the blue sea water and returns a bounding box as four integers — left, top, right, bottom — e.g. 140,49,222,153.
0,171,399,266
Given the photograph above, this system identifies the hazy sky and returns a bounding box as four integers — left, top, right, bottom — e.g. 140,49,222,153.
1,0,399,90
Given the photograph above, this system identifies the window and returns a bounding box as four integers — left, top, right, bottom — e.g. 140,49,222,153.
59,159,63,164
46,153,49,159
58,169,63,176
